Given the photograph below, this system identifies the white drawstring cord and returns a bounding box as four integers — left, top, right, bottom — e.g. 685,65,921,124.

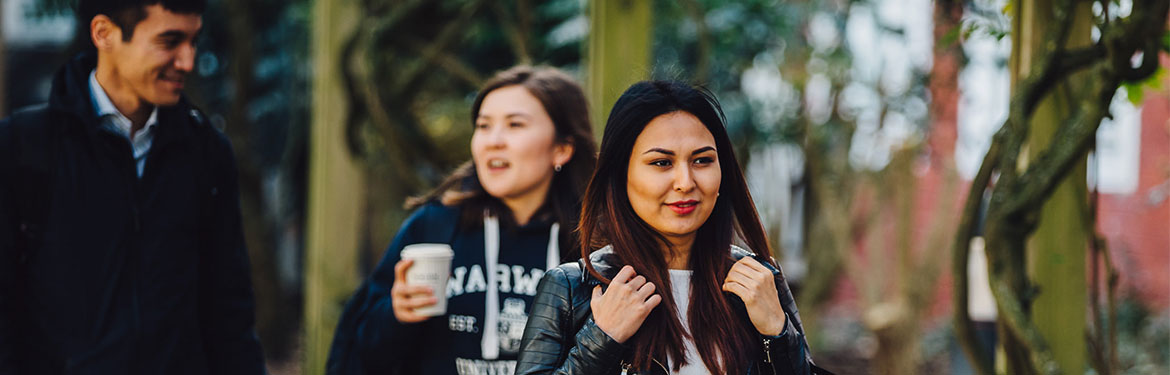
481,215,560,359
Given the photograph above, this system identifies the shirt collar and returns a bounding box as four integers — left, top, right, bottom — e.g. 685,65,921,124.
89,69,159,133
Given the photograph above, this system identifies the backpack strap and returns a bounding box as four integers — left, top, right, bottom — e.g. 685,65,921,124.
2,105,56,263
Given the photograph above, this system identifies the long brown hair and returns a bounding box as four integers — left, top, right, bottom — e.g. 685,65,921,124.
579,81,776,374
408,66,597,259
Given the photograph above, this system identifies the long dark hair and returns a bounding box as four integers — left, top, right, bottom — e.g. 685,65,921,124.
579,81,776,374
408,66,597,260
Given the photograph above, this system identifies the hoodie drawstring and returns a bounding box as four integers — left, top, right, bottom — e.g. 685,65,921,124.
481,214,560,359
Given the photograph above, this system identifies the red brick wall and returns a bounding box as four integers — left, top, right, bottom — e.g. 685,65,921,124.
1098,53,1170,310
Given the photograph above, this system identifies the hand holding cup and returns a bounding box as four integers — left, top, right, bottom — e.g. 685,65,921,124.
391,244,454,323
390,259,438,323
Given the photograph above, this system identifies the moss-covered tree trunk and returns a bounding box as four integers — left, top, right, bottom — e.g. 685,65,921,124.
952,0,1167,373
1004,0,1093,372
304,0,366,372
1012,0,1092,372
586,0,652,135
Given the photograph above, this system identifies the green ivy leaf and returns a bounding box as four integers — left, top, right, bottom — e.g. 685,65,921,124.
1123,82,1145,106
1148,68,1167,91
941,24,962,47
1123,67,1166,106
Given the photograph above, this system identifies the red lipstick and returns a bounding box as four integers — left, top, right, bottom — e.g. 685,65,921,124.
667,200,698,215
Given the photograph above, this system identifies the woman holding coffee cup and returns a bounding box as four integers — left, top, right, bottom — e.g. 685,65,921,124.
327,66,597,375
515,81,820,374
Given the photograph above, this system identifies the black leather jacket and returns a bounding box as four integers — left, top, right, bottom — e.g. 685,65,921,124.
515,246,815,375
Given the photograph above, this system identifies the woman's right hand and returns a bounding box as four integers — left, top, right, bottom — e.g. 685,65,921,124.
590,265,662,343
390,259,438,323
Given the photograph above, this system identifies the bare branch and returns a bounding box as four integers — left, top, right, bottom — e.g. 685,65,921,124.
491,0,532,64
390,0,489,100
1119,38,1164,81
1001,67,1118,216
952,126,1004,375
400,36,485,88
996,0,1080,190
1058,45,1107,74
990,276,1063,375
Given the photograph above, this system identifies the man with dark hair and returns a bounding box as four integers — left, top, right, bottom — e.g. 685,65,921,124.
0,1,266,374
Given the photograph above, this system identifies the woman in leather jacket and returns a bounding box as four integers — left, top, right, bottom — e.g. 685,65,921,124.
515,81,820,375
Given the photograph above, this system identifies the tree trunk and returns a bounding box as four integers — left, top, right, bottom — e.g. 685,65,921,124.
1007,0,1092,372
304,0,366,373
929,0,962,164
586,0,652,136
222,0,294,361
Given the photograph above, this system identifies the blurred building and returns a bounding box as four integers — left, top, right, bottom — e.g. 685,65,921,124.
1096,58,1170,310
2,0,75,112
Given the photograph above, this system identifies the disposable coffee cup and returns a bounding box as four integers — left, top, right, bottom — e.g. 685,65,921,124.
401,243,455,316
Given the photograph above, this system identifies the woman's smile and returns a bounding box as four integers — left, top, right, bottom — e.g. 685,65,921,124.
666,199,699,215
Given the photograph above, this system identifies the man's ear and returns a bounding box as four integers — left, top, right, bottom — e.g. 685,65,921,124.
90,15,122,50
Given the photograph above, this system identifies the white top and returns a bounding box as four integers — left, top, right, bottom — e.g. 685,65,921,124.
668,269,710,375
89,70,159,178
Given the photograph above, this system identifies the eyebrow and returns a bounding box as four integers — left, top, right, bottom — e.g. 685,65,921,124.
477,113,532,120
156,30,191,40
642,146,716,156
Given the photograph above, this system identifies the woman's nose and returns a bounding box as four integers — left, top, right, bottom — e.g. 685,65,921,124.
673,165,695,193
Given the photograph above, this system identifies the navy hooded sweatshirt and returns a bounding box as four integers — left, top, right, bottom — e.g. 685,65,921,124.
327,202,567,375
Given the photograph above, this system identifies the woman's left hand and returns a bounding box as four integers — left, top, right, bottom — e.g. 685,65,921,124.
722,256,787,336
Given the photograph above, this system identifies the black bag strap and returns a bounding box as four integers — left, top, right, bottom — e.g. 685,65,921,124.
3,105,55,262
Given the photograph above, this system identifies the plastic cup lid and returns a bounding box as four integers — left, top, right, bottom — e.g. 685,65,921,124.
401,243,454,258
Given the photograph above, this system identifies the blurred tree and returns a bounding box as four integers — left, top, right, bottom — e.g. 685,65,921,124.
587,0,652,135
336,0,586,271
214,0,310,363
952,0,1169,374
305,0,365,372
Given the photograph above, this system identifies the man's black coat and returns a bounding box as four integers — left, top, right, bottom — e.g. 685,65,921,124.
0,52,265,374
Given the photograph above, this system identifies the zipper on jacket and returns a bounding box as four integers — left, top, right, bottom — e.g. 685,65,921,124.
652,358,668,374
113,134,144,374
763,337,773,363
762,336,779,375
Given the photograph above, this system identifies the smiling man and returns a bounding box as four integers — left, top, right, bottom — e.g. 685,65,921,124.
0,1,265,374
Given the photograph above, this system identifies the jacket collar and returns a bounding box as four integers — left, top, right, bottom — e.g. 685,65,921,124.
48,51,198,147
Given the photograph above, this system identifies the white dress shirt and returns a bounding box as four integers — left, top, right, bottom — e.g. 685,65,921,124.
89,70,159,178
